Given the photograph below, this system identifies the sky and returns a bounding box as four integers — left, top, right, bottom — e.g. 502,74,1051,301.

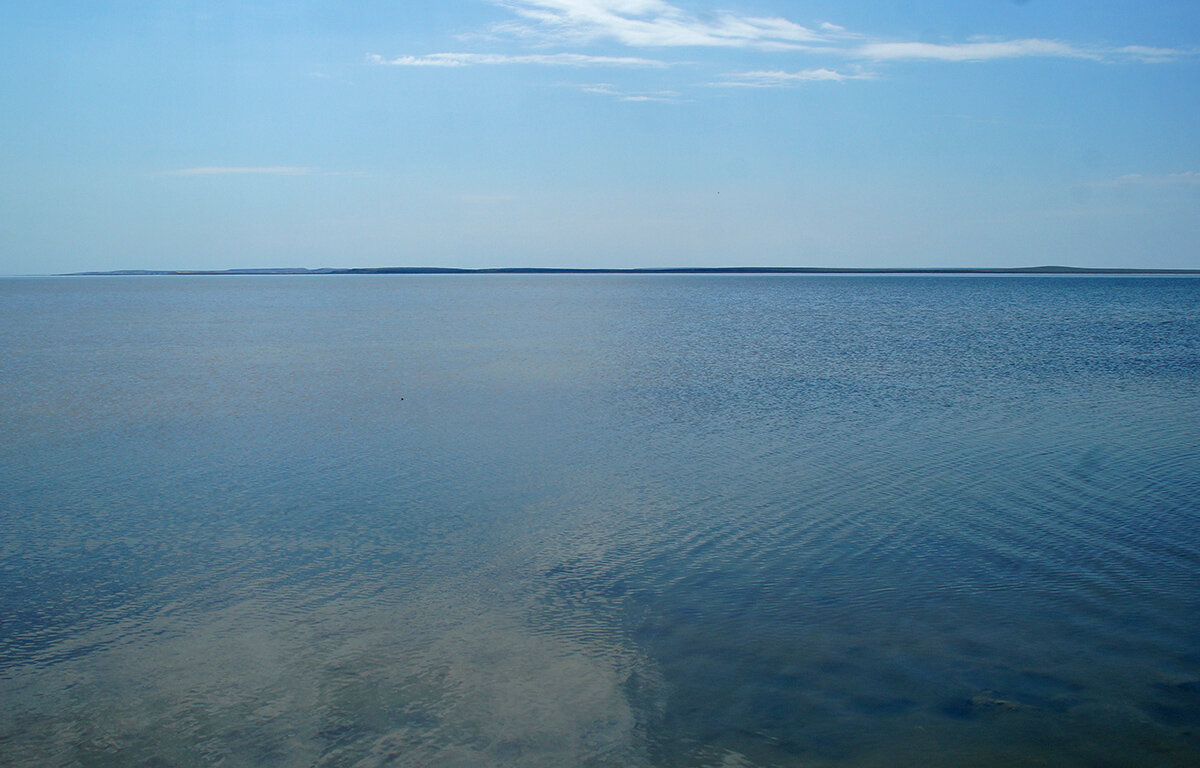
1,0,1198,273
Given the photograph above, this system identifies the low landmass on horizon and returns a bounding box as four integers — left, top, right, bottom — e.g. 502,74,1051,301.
66,266,1200,276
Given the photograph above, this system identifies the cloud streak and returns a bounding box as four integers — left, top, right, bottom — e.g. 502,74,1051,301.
1114,45,1198,63
485,2,1195,62
493,0,834,49
163,167,313,177
370,0,1197,101
714,68,876,88
367,51,666,67
581,82,684,101
854,39,1098,62
1105,171,1200,187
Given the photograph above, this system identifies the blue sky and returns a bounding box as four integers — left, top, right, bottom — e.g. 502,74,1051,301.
1,0,1198,272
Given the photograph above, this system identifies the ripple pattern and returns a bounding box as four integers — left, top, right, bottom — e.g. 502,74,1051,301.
2,275,1199,767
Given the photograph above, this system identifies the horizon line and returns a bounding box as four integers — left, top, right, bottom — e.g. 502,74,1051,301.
57,265,1200,276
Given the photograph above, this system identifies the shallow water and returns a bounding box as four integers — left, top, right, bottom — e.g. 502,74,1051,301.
2,275,1199,766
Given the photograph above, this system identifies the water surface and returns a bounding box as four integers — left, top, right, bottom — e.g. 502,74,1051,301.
2,275,1199,766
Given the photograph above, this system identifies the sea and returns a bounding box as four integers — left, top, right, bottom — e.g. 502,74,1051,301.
1,274,1199,767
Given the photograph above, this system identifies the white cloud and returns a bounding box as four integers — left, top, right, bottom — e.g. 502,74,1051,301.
370,1,1196,97
714,68,875,87
460,192,520,203
366,51,666,67
1106,171,1200,186
493,0,829,49
1114,45,1195,63
581,82,683,101
163,167,313,177
855,39,1098,62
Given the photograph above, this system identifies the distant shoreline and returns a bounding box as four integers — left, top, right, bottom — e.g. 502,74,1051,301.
64,265,1200,276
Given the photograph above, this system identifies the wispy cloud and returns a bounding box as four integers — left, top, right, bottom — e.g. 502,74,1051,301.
163,166,313,177
581,82,684,101
1104,171,1200,187
367,51,666,67
714,68,875,88
1114,45,1197,63
854,38,1098,62
371,0,1196,99
852,38,1197,64
484,1,1196,64
492,0,835,49
460,192,520,203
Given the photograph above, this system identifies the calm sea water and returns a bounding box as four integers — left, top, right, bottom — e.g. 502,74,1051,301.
2,275,1199,767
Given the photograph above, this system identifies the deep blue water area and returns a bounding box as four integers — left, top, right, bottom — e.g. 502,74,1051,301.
2,275,1199,766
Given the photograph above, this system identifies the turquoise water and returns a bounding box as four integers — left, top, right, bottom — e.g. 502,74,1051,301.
2,275,1199,766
